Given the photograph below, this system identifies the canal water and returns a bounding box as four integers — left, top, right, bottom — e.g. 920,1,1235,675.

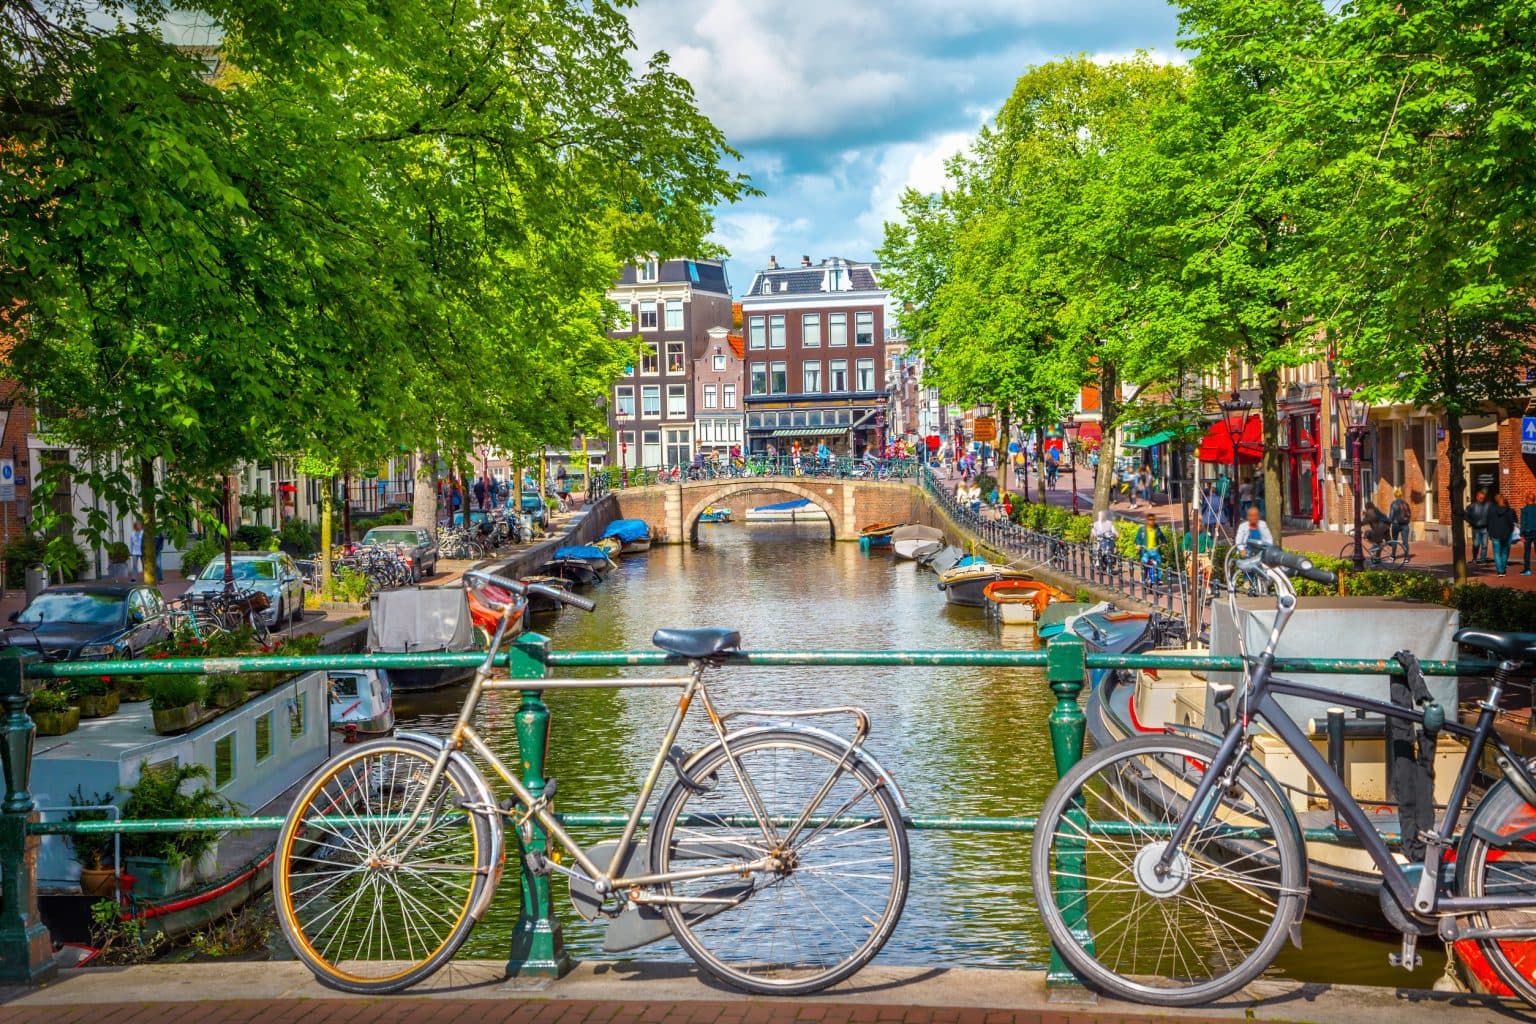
396,521,1414,984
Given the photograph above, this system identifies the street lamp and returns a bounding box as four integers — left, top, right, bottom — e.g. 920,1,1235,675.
1217,390,1254,528
1064,416,1079,513
1329,376,1372,570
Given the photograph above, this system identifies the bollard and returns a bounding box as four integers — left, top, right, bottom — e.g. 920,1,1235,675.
504,632,572,981
0,646,56,984
1044,632,1093,994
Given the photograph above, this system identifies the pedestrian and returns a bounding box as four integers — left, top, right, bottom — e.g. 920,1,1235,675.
1388,487,1412,558
153,531,165,581
1234,504,1273,554
1465,489,1491,564
1215,468,1232,522
1251,472,1266,519
128,520,145,580
1238,479,1253,517
1200,482,1224,532
1487,492,1517,577
1521,492,1536,576
473,477,486,511
1137,465,1152,507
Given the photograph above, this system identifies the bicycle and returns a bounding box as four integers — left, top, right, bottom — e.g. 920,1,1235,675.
274,570,910,996
1032,543,1536,1006
1337,530,1413,568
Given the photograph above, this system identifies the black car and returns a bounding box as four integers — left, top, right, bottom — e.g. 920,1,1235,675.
8,583,170,661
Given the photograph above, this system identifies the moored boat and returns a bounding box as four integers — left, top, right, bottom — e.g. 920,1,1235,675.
328,669,395,738
982,579,1070,624
602,518,654,554
594,536,622,558
937,562,1033,607
745,497,829,523
857,522,901,549
553,544,615,575
536,556,603,587
370,588,481,692
521,574,573,614
698,505,733,523
925,544,964,573
892,524,944,561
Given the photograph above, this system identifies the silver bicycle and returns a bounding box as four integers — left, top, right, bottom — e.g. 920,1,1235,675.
274,570,910,995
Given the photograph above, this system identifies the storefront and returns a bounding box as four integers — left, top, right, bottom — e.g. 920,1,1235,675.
1282,405,1322,526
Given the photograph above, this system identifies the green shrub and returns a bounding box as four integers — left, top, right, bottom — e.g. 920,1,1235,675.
66,676,112,698
278,517,318,555
975,472,997,500
106,541,130,563
234,524,273,550
65,786,117,870
29,687,72,713
326,566,371,604
121,762,237,862
3,533,85,587
179,536,225,577
147,674,203,711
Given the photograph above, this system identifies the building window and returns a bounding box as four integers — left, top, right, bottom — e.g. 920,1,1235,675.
666,340,686,374
713,353,726,371
638,258,659,283
665,428,691,467
830,359,848,392
750,363,767,396
214,732,236,788
620,430,636,456
802,313,821,347
829,312,847,346
704,384,717,409
770,361,787,394
639,306,658,330
723,383,737,408
855,311,875,346
664,299,684,331
667,384,687,418
769,315,786,348
729,420,741,441
255,711,274,764
803,361,821,394
856,358,875,391
641,385,661,418
641,343,660,375
615,386,635,419
698,419,711,442
749,316,766,349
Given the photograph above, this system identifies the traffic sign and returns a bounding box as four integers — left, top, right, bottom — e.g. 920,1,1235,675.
973,417,997,442
0,459,15,502
1523,416,1536,456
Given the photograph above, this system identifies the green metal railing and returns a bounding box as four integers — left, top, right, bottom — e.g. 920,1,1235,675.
0,638,1492,988
593,455,921,493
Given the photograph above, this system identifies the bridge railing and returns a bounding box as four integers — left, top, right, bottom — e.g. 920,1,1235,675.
0,640,1485,986
594,456,922,491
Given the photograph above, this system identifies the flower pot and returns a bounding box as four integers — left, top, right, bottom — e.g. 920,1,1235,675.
205,685,243,709
78,866,118,898
33,707,81,735
122,855,195,900
114,676,150,701
78,691,120,719
152,701,204,735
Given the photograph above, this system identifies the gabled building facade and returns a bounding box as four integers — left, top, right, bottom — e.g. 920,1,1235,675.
694,326,746,457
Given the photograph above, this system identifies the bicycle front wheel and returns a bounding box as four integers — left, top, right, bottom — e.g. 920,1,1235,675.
275,739,495,993
650,730,910,995
1456,774,1536,1004
1031,734,1305,1005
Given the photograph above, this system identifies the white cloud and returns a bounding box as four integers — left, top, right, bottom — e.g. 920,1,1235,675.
855,127,980,242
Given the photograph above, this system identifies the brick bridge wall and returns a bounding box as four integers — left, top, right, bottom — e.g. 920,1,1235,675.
611,479,934,543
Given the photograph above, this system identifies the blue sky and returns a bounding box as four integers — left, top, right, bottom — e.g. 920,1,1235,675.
628,0,1183,294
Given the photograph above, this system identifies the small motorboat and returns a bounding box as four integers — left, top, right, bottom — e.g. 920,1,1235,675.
594,536,622,558
745,497,829,523
553,544,615,575
698,506,733,523
983,579,1070,625
937,562,1033,607
328,669,394,739
892,524,945,561
857,522,902,549
521,574,573,615
536,556,603,587
602,518,653,554
369,588,481,692
925,545,965,574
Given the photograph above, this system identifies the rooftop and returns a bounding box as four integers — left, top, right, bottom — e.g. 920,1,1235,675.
745,257,882,299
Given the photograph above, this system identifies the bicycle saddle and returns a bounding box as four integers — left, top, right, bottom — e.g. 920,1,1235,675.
652,628,741,659
1454,628,1536,662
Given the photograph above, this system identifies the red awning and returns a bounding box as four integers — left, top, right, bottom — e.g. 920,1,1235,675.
1068,421,1103,443
1196,416,1264,465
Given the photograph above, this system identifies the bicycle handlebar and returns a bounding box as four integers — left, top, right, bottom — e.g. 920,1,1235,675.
465,569,596,613
1258,545,1337,587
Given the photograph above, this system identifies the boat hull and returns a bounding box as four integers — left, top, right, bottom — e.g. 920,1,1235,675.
698,511,732,523
894,539,942,562
383,665,476,692
620,539,652,554
744,508,830,523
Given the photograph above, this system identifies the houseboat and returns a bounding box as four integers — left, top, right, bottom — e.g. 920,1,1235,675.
744,498,829,524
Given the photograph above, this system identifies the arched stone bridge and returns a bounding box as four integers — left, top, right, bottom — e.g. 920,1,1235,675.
608,476,930,542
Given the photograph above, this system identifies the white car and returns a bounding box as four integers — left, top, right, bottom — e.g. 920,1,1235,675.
187,552,305,627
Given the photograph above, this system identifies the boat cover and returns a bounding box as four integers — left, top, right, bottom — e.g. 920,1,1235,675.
555,544,609,561
602,519,652,543
369,589,474,653
752,498,812,512
892,524,944,543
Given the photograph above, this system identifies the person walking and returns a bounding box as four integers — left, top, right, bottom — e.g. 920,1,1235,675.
128,521,145,580
1465,489,1491,565
1215,468,1232,522
1388,487,1412,558
1136,465,1152,507
1200,482,1224,535
1487,492,1517,577
1251,473,1266,519
1521,492,1536,576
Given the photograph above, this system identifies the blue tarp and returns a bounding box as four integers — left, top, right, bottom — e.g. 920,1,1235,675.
602,519,652,543
751,498,812,512
555,545,608,561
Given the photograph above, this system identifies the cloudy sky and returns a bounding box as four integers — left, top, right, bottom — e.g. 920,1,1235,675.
627,0,1183,294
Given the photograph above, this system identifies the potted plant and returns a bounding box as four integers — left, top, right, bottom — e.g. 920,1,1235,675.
65,786,119,897
29,687,80,735
69,675,120,718
203,672,247,709
105,540,131,579
120,763,238,899
147,674,204,735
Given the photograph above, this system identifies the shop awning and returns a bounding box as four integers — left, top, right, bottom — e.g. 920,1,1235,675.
1068,421,1103,443
769,427,835,438
1124,429,1178,448
1196,415,1264,465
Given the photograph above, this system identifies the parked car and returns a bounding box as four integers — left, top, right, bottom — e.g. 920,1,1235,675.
187,552,305,627
8,583,170,661
517,491,550,529
359,526,438,581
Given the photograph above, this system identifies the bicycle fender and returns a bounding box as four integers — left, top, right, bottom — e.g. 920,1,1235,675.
394,730,506,922
681,724,910,812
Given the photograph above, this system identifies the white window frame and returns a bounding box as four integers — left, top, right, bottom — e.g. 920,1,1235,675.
665,340,686,376
770,361,787,395
664,298,684,331
749,316,766,350
641,384,661,418
750,362,767,396
712,353,727,371
830,359,848,392
803,360,821,394
697,419,711,442
638,305,658,331
769,315,786,349
615,385,635,420
666,383,687,419
703,384,717,409
638,258,659,283
856,358,875,392
829,312,847,346
802,313,821,347
855,311,875,346
723,383,737,408
641,343,660,375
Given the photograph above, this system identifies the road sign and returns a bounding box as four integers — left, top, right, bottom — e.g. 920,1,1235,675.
0,460,15,502
972,417,997,442
1523,416,1536,456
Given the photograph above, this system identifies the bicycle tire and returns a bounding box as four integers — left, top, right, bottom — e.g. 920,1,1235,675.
275,738,495,994
1456,772,1536,1005
649,729,909,995
1031,733,1305,1006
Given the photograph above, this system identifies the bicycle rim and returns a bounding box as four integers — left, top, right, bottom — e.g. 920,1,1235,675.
651,731,909,994
1457,778,1536,1004
1031,735,1304,1005
275,741,492,993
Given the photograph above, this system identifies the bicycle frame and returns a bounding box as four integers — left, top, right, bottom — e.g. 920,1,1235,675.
1159,560,1536,920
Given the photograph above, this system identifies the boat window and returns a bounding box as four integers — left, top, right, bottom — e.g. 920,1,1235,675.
255,711,274,764
290,692,307,739
214,733,236,789
328,673,361,701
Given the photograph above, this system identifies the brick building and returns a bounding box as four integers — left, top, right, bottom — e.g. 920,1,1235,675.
739,256,892,456
607,257,734,470
693,326,745,458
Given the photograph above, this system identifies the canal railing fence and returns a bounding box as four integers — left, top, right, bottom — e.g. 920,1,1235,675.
589,456,922,497
0,639,1486,987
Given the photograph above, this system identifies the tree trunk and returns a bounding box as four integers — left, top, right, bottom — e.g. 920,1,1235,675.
1446,411,1468,583
319,480,333,598
137,458,157,585
412,451,437,530
221,475,235,586
999,407,1010,497
1259,368,1284,543
1094,361,1120,513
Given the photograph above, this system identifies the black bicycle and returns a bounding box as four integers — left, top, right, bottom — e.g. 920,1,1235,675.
1033,544,1536,1005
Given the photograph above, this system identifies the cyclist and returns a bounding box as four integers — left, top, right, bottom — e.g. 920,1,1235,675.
1091,511,1118,570
1134,511,1163,586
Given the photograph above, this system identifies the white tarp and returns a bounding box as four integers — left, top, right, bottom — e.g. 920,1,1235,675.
369,588,474,653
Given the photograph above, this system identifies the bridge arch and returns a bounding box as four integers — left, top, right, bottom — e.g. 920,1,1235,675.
682,479,843,542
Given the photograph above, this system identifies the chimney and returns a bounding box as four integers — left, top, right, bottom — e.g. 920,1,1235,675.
768,255,779,269
801,255,811,267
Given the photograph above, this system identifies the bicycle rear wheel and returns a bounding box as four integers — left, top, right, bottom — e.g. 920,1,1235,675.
649,730,909,995
1456,774,1536,1004
275,739,495,993
1031,734,1305,1005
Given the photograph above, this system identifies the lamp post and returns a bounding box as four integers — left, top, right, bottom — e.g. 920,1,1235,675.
1217,390,1254,527
1329,376,1372,570
1064,416,1079,513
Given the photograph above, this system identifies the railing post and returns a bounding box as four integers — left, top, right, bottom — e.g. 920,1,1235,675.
504,632,572,981
0,647,55,984
1044,632,1093,994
